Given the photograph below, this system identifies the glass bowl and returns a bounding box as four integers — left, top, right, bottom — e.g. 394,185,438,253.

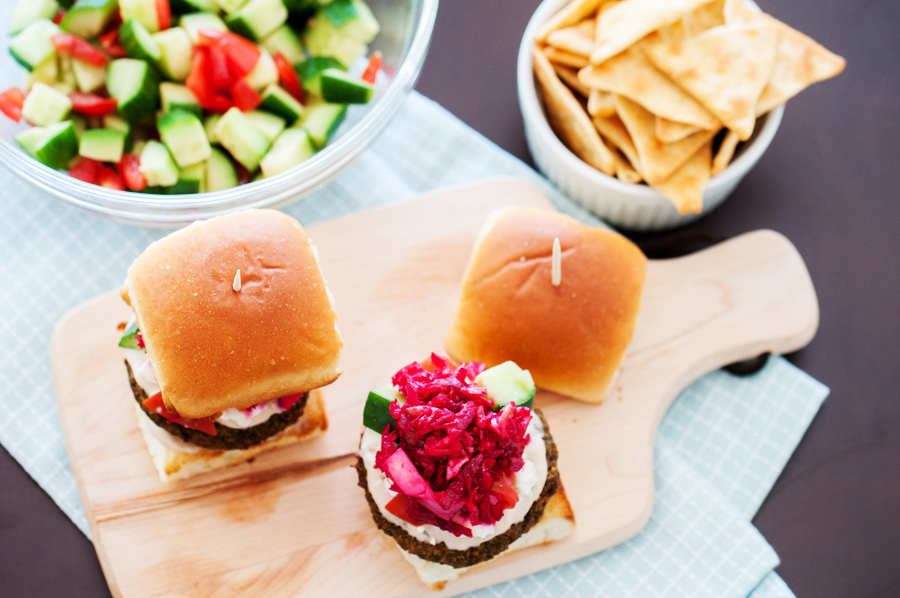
0,0,438,227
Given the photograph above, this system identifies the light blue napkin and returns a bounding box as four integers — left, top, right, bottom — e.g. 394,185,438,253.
0,92,827,597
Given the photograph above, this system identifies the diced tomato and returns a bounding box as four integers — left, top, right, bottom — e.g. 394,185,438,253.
116,154,146,191
273,53,304,102
69,92,117,116
231,78,261,111
0,88,26,123
52,33,107,67
195,28,227,47
97,165,126,190
361,51,382,84
156,0,171,31
142,393,218,436
186,47,211,100
52,9,66,25
68,157,101,184
277,393,303,411
98,29,127,58
208,45,232,92
197,29,260,78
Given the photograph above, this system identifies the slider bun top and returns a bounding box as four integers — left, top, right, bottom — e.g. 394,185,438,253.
121,209,342,420
446,207,646,403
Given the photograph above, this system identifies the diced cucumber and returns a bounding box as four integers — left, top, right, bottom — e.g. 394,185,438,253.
259,84,305,123
321,0,357,28
16,121,79,170
158,110,211,167
55,55,78,95
339,0,380,44
243,47,278,90
107,58,160,124
152,27,193,81
205,146,238,191
60,0,118,38
120,18,163,63
226,0,288,41
22,82,72,126
118,322,141,349
261,24,305,64
213,107,271,171
70,113,87,139
71,58,106,93
169,0,218,14
139,140,180,186
9,19,59,72
25,56,59,90
320,68,373,104
180,12,228,43
160,82,202,118
475,361,536,411
102,114,132,151
260,127,314,177
245,110,285,141
303,12,366,67
294,55,345,97
282,0,318,11
214,0,249,12
169,161,206,193
119,0,161,33
9,0,60,36
79,128,126,162
131,139,148,156
301,101,346,149
204,113,222,143
362,385,404,432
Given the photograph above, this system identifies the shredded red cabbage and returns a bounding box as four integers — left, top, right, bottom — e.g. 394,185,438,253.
375,353,533,537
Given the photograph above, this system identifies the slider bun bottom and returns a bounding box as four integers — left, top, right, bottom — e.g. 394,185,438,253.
400,485,575,591
136,389,328,483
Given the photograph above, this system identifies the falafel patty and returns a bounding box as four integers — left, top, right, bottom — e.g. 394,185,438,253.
355,409,560,569
126,361,308,451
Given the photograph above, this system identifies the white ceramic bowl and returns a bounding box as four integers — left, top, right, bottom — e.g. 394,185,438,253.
517,0,783,231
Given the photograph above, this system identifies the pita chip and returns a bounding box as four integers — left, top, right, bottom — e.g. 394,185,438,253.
535,0,606,43
656,117,701,143
723,2,845,114
579,47,720,130
682,0,725,34
590,0,717,65
643,23,779,140
534,48,616,175
592,114,642,174
542,46,589,69
651,141,712,214
711,129,740,175
587,89,617,118
547,23,595,57
554,65,590,98
614,94,718,185
611,148,642,183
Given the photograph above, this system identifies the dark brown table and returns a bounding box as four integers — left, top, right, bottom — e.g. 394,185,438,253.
2,1,898,596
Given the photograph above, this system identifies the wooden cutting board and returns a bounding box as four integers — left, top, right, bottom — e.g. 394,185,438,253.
50,178,818,598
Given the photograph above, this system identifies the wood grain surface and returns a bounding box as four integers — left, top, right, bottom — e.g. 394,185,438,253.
49,180,817,598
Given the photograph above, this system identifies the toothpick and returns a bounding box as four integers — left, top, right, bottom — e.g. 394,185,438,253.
551,237,561,286
233,269,242,292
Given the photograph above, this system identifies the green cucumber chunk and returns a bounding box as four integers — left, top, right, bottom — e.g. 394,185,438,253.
169,161,206,193
180,12,228,44
213,107,271,171
118,322,141,349
259,84,305,124
475,361,536,411
205,146,238,191
301,101,346,149
245,110,286,142
16,121,79,170
338,0,379,44
244,47,278,90
169,0,219,14
261,24,305,64
22,82,72,127
259,127,314,177
139,140,180,186
153,27,194,81
60,0,118,38
214,0,249,13
158,109,211,167
294,56,345,97
107,58,160,124
119,0,161,33
321,0,357,28
204,113,222,143
9,19,59,72
71,58,107,93
160,82,202,118
319,68,373,104
303,11,366,68
9,0,60,36
362,385,404,432
225,0,288,41
79,128,127,162
120,18,163,63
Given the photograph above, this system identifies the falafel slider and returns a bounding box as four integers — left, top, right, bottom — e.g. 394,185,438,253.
356,353,573,590
118,209,342,482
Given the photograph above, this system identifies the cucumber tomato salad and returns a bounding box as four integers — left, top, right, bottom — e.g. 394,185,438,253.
2,0,382,193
